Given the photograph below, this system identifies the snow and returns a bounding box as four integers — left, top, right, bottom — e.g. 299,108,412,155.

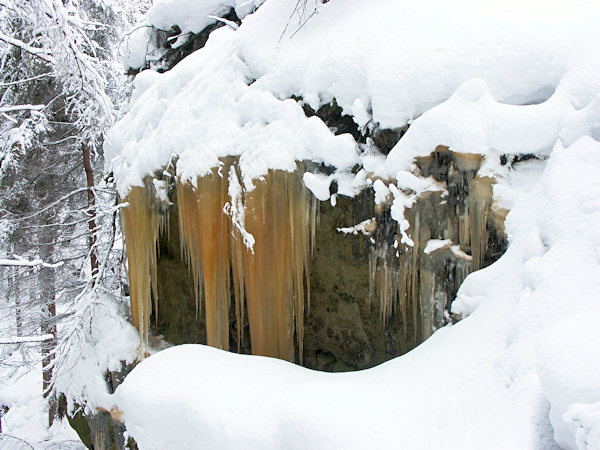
224,165,255,249
119,26,155,70
303,172,331,202
0,334,53,345
0,257,64,268
119,0,264,69
423,239,452,254
0,351,85,449
100,0,600,447
130,69,163,104
564,401,600,450
537,315,600,449
493,158,547,212
107,136,600,449
52,293,139,412
109,341,532,449
107,29,360,195
337,218,375,236
147,0,234,34
454,137,600,448
147,0,264,34
106,0,600,198
0,293,138,447
372,179,390,205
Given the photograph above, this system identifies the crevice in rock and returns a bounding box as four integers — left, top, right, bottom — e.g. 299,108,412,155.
292,95,410,155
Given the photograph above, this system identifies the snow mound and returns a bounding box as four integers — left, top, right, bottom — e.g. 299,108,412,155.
110,340,530,449
537,315,600,449
106,0,600,196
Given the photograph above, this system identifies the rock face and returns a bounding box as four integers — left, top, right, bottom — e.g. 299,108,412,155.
119,144,507,371
368,146,507,349
303,192,391,371
68,363,137,449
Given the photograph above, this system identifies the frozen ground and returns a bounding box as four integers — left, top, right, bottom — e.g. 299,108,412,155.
0,356,85,449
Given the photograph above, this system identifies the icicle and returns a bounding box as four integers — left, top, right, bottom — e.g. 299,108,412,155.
225,165,247,352
410,210,420,345
368,246,375,308
398,259,408,340
468,176,493,271
243,170,314,362
231,230,245,352
174,163,315,362
177,169,231,351
121,185,161,355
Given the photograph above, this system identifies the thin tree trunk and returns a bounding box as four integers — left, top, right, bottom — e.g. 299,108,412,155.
13,257,23,337
39,228,57,428
41,294,57,427
82,143,98,276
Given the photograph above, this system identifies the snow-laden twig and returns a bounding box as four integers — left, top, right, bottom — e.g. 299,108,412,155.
207,15,239,30
0,72,53,86
0,334,54,345
11,187,91,221
1,112,17,123
0,104,45,113
0,258,64,268
0,30,55,64
92,199,118,290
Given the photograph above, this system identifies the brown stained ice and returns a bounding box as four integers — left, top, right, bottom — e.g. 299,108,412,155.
121,162,316,362
120,185,163,354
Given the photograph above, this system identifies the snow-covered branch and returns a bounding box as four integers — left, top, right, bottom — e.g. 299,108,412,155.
0,258,64,268
0,30,55,64
207,15,239,30
0,334,54,345
0,104,45,113
0,72,53,86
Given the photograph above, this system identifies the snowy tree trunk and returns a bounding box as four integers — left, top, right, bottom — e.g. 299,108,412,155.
14,267,23,337
12,255,23,336
39,228,57,428
82,143,99,276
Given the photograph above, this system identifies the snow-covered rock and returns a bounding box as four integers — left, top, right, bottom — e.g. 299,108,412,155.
103,0,600,447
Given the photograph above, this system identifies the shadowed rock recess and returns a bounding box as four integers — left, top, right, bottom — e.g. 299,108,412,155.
119,144,507,372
